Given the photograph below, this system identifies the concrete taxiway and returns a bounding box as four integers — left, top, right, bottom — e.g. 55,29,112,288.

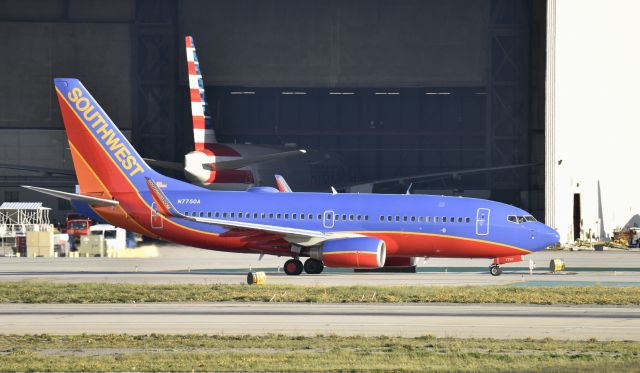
0,245,638,286
0,302,638,340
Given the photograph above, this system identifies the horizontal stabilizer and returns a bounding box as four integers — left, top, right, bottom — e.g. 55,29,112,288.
0,163,75,177
21,185,118,206
203,149,307,171
142,158,184,171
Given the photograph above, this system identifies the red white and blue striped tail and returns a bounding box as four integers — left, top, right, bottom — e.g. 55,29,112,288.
185,35,216,150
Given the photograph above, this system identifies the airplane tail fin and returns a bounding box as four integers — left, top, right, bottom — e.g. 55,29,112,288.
185,35,216,149
54,78,159,194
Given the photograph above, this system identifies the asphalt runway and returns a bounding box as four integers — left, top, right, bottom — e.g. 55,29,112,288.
0,302,638,340
0,245,638,286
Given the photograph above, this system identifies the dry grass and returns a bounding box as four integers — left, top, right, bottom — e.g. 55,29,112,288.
0,281,639,305
0,334,638,372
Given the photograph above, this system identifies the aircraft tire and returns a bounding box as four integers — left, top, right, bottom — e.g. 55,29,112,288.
489,265,502,276
304,258,324,274
284,258,303,275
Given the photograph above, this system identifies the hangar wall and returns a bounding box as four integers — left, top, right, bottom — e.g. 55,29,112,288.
0,0,544,224
551,0,640,242
180,0,489,87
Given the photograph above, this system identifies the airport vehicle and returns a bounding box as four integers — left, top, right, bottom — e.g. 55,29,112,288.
25,78,559,276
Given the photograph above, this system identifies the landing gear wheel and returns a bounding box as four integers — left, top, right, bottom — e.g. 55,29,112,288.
284,258,303,275
489,265,502,276
304,258,324,274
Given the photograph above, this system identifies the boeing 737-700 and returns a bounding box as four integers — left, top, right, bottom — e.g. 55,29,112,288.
25,78,560,276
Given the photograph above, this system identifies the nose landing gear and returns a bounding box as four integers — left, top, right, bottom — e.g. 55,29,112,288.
489,264,503,276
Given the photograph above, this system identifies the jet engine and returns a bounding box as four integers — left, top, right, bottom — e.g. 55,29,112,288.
309,237,386,269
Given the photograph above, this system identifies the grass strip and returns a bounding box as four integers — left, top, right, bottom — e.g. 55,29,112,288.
0,334,638,372
1,281,640,304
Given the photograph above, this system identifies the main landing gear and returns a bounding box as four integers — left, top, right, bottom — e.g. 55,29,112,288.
489,264,503,276
283,258,324,275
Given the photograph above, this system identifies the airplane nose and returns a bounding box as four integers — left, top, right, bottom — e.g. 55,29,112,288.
541,225,560,248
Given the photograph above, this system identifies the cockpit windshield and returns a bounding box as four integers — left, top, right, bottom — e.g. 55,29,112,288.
507,215,537,224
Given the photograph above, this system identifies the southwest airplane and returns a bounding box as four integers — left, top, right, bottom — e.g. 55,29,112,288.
26,78,560,276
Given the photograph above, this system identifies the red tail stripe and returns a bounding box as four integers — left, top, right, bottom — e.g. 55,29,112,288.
190,88,202,102
187,61,197,75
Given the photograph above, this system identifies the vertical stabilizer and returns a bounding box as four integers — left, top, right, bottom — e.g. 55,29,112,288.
185,35,216,149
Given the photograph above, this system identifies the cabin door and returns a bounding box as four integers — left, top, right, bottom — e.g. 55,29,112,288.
323,210,335,229
475,208,490,236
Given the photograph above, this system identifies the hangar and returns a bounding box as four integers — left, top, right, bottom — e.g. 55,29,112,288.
0,0,635,244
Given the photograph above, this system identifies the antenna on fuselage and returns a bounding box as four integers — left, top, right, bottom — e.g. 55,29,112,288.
405,183,414,195
330,186,338,195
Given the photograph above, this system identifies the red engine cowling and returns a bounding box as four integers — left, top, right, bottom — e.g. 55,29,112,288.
310,237,386,269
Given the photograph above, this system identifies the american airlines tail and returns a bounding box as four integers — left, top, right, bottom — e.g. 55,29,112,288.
185,35,216,149
54,78,160,195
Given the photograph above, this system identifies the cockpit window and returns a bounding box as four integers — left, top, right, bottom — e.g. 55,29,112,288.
517,216,526,224
507,215,518,223
525,215,537,222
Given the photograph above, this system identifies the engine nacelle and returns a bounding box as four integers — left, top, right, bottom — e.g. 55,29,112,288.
309,237,386,269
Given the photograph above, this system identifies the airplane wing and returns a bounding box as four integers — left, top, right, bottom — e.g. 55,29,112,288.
21,185,119,206
342,163,541,192
144,177,331,245
274,174,293,192
0,163,75,177
202,149,307,171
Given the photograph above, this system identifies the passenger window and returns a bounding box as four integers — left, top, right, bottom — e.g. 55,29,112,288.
418,216,423,222
292,213,297,219
411,216,416,222
387,216,392,221
222,212,227,218
426,216,430,222
335,215,340,221
450,217,454,223
465,217,470,223
215,212,220,218
357,215,362,221
442,216,446,223
308,214,313,220
207,212,211,218
458,217,462,223
261,213,266,219
342,214,347,221
434,216,439,223
365,215,369,221
402,216,407,222
276,213,281,219
230,212,235,218
269,213,274,219
380,216,384,221
317,214,322,220
300,214,305,220
395,216,400,221
253,213,258,219
284,213,289,219
238,212,243,218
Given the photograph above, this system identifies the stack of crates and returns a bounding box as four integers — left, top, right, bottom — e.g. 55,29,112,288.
26,231,54,257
